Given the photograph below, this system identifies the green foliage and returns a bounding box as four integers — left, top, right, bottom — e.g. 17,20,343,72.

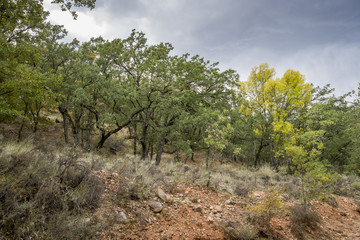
286,130,337,209
205,114,234,153
248,187,288,228
350,181,360,191
1,0,360,180
237,63,312,168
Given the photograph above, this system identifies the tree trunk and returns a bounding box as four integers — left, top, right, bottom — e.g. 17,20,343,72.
141,141,148,160
155,135,166,166
73,129,80,146
140,122,148,160
63,113,69,144
254,139,264,168
150,143,154,160
18,118,26,142
206,148,210,170
85,115,92,151
97,132,110,149
133,122,137,156
18,103,28,142
72,108,83,147
58,106,69,144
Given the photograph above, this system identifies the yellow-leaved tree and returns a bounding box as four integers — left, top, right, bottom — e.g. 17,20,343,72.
239,63,312,168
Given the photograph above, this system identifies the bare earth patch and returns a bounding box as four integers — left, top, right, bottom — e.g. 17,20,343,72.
92,171,360,240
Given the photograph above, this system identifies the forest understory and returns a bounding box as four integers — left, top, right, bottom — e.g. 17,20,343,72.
1,122,360,240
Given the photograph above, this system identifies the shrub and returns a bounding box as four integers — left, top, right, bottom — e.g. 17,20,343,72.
355,200,360,214
282,181,301,200
290,205,320,240
248,187,288,229
322,195,338,208
223,221,258,240
350,181,360,191
57,150,90,188
0,140,104,239
234,183,252,197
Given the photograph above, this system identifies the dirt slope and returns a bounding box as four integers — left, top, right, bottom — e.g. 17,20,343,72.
91,170,360,240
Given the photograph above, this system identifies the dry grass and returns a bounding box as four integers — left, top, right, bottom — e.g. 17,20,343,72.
289,205,321,240
222,221,258,240
0,138,104,239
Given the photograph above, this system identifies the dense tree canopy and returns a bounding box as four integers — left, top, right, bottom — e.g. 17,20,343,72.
1,0,359,176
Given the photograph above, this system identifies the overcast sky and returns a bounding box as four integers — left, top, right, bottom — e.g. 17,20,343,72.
44,0,360,96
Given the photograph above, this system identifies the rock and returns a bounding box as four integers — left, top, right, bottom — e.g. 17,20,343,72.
156,188,170,202
112,211,127,223
194,205,203,213
340,211,348,216
149,201,163,213
215,213,221,218
225,199,231,204
253,193,261,197
213,205,222,213
84,218,91,224
207,216,214,223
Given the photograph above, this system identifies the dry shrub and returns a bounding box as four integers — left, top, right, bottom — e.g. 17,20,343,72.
191,167,202,183
234,182,252,197
0,140,104,239
128,175,149,200
43,213,97,240
290,205,320,240
332,174,359,197
79,174,104,209
68,174,105,212
355,200,360,214
183,165,191,173
58,150,90,188
223,221,258,240
323,195,338,208
283,182,301,200
35,180,64,213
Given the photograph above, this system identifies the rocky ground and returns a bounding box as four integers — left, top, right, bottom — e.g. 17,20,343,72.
91,170,360,240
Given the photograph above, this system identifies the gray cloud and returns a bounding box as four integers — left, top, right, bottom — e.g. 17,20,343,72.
46,0,360,95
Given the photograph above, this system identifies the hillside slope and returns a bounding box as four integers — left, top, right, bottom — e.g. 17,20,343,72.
93,170,360,240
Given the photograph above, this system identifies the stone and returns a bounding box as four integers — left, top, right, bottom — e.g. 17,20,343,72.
213,205,222,213
194,205,203,213
84,218,91,224
156,188,170,202
112,211,127,223
149,201,163,213
340,211,348,216
253,193,261,197
215,213,221,218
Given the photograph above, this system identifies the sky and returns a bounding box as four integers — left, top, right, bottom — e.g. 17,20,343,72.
44,0,360,96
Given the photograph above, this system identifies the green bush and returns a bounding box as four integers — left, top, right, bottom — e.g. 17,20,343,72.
350,181,360,191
